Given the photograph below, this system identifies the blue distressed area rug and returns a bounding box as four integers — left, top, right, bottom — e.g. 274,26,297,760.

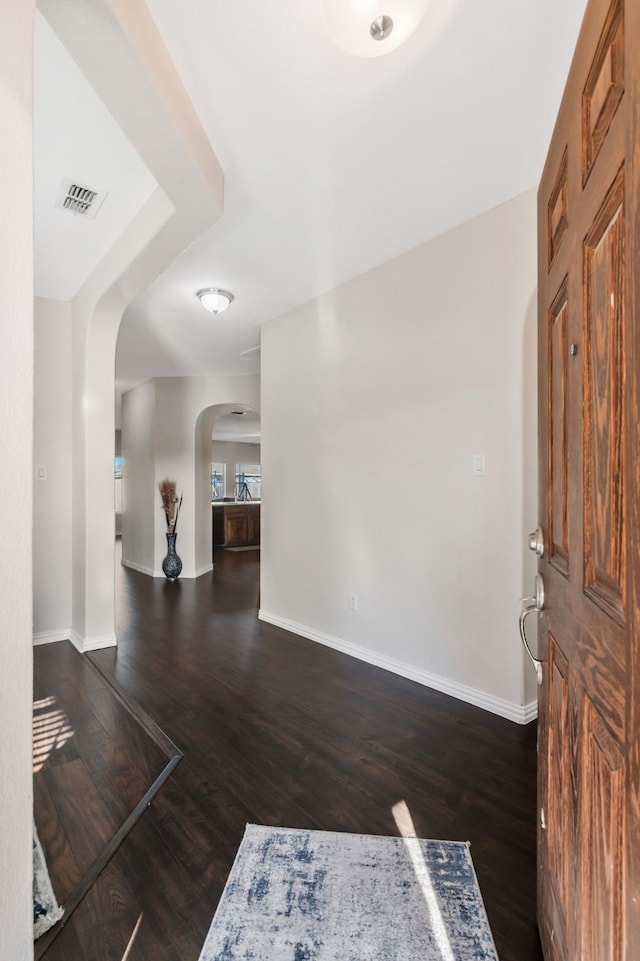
198,825,499,961
33,822,64,939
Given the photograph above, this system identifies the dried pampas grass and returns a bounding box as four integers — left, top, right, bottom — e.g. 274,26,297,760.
158,478,183,533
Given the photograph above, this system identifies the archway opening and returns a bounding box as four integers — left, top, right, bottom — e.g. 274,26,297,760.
194,403,261,572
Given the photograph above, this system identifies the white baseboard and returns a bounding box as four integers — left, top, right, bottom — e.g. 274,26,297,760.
159,563,213,579
258,610,538,725
121,558,156,577
33,629,71,646
122,558,213,579
69,629,117,653
153,567,211,578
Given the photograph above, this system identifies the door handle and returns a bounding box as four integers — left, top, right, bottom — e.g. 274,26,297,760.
528,526,544,558
519,573,544,686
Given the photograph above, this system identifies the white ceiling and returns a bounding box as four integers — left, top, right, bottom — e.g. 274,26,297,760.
33,0,589,419
212,410,262,445
33,11,158,302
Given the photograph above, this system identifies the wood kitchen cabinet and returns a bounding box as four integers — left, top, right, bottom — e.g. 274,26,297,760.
247,508,260,544
212,503,260,549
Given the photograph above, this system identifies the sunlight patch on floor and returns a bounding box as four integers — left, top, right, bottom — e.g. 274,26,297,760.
392,799,455,961
33,695,75,773
120,912,144,961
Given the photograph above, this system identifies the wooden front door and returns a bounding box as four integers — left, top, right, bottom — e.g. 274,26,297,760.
536,0,640,959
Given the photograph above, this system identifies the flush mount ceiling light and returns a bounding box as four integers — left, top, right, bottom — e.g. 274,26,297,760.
322,0,429,58
197,288,234,315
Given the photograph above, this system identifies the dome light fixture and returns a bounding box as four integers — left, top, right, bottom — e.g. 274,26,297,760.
322,0,429,57
197,288,234,315
370,15,393,42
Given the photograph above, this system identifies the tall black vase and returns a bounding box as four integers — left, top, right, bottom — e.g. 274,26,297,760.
162,531,182,580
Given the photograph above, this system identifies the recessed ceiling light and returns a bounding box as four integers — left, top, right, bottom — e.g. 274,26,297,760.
197,288,234,315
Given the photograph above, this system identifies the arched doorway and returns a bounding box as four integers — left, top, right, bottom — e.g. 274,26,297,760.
194,403,261,573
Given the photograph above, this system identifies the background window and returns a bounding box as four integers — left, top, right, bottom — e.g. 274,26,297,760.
236,463,261,501
114,456,123,512
211,462,225,501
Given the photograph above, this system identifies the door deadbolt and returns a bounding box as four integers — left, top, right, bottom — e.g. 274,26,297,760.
528,527,544,558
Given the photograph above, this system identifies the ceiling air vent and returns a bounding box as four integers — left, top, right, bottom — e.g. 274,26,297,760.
55,178,107,219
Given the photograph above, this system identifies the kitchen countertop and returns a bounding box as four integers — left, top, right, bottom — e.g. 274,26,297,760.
212,501,261,506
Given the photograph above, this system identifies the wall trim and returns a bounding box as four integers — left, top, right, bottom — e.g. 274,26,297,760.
121,560,213,579
259,610,537,725
33,629,71,646
155,564,213,579
121,558,156,577
70,629,117,653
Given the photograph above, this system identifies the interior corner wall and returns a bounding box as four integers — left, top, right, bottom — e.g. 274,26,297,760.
212,440,261,498
33,297,73,642
121,380,156,574
0,2,35,958
260,189,538,721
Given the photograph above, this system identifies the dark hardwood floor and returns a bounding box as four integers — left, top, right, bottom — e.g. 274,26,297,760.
39,542,542,961
33,646,170,892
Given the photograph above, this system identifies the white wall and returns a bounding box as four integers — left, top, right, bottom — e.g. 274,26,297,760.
36,0,225,654
260,190,538,722
522,271,540,705
212,441,261,498
0,2,35,958
121,380,156,572
33,297,73,642
121,377,260,577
